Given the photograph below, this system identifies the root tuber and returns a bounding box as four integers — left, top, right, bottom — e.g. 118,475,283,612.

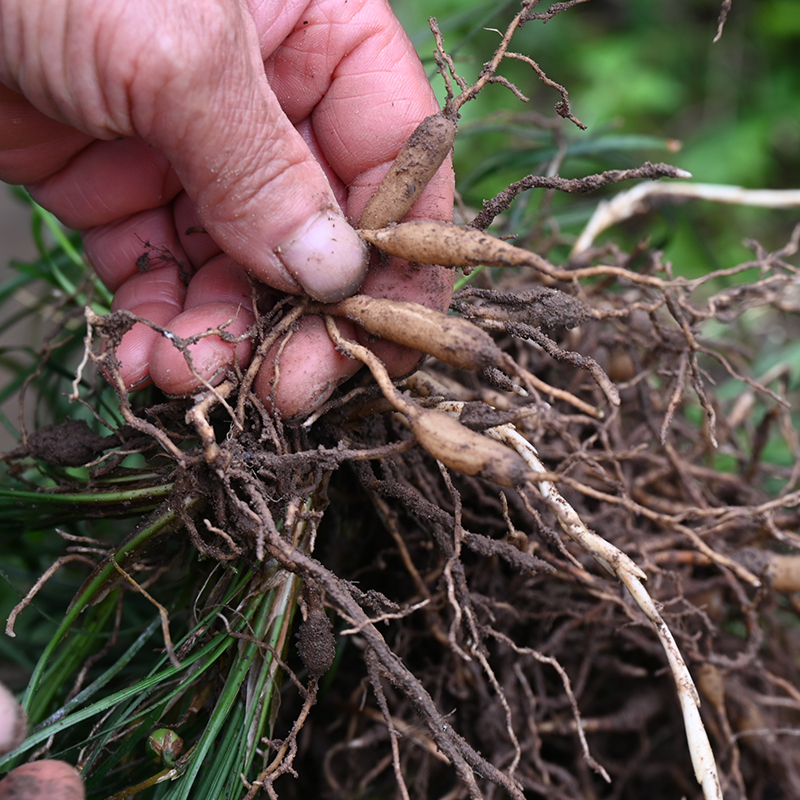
324,294,516,373
408,408,530,487
358,219,549,269
359,114,456,230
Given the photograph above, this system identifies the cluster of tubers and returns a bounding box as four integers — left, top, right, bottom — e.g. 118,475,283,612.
323,112,607,488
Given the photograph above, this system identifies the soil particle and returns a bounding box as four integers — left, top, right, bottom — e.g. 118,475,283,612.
26,420,115,467
297,608,336,679
297,583,337,680
454,286,592,330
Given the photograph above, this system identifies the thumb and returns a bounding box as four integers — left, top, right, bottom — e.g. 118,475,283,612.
1,0,368,302
133,2,368,301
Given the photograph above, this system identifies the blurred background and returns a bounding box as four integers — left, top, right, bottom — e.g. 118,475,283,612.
394,0,800,271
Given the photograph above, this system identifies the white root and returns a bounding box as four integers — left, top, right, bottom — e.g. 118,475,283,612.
488,425,646,581
622,576,722,800
572,182,800,256
434,401,723,800
490,423,723,800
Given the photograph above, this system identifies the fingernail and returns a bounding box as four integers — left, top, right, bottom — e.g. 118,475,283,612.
277,209,368,302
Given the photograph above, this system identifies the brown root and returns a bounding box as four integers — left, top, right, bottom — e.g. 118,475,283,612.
358,219,553,272
323,294,515,373
408,408,529,488
358,113,456,230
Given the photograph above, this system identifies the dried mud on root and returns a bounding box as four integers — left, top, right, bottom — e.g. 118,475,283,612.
11,114,800,800
11,220,800,800
8,4,800,796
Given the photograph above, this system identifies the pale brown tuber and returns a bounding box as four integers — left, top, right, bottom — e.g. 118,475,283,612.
359,114,456,230
324,294,516,373
358,220,548,269
408,408,529,487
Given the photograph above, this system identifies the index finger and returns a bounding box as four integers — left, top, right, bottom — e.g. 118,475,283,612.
262,1,453,218
262,0,455,374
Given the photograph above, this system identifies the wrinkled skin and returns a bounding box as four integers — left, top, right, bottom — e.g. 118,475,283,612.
0,682,84,799
0,2,452,795
0,0,454,417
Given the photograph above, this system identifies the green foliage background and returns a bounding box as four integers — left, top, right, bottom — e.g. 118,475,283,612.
395,0,800,277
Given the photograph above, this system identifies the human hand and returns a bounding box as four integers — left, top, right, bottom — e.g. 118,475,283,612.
0,682,84,799
0,0,454,416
